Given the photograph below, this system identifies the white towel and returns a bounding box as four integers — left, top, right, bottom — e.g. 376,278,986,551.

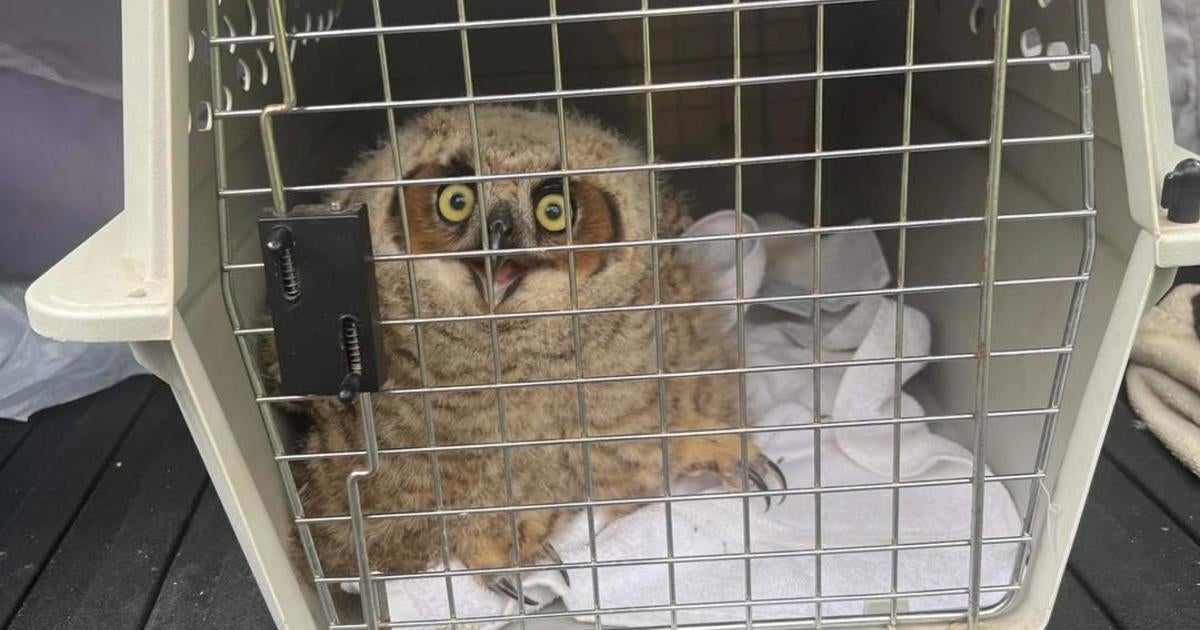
1125,283,1200,477
379,212,1022,628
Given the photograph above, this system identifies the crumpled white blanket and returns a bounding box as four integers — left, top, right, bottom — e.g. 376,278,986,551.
376,211,1021,628
1126,283,1200,477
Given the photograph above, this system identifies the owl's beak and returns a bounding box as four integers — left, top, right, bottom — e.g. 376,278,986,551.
487,218,507,253
468,256,529,309
466,212,528,308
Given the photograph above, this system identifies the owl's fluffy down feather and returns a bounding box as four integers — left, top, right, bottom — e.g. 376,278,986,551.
268,106,780,593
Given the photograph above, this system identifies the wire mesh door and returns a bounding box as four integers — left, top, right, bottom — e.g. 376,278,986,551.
204,0,1096,627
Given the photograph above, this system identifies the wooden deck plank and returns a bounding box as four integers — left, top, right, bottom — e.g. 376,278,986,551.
144,485,275,630
0,419,31,471
0,392,123,528
0,377,157,626
7,385,209,630
1103,395,1200,543
1067,458,1200,629
1046,570,1118,630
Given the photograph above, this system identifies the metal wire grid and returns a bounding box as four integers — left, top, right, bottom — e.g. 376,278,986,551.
204,0,1097,628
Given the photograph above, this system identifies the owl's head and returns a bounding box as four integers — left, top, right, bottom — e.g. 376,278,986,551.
349,106,686,316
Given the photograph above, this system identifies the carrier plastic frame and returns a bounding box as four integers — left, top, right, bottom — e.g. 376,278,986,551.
25,1,1197,628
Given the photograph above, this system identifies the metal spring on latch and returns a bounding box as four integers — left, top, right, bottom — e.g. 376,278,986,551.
341,316,364,375
266,226,301,301
279,247,300,301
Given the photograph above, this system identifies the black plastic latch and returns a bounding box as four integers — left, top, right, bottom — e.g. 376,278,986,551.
1162,158,1200,224
258,203,386,403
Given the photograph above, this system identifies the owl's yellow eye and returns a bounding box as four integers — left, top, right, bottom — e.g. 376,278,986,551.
535,194,568,232
437,184,476,223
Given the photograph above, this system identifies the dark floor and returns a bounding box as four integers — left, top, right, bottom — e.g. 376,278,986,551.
0,377,1197,630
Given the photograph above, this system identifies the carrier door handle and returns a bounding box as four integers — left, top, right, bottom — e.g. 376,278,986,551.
1155,157,1200,267
1161,159,1200,224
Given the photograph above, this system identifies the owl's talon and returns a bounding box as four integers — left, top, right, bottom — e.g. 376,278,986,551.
763,457,788,504
541,542,570,586
674,435,788,510
486,575,538,606
744,467,771,511
737,455,787,510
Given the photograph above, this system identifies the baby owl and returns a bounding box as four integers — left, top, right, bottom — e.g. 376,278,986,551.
278,105,786,602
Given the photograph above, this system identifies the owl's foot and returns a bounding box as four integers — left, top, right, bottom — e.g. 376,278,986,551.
541,541,571,586
484,574,538,606
464,534,540,606
466,526,570,605
671,436,788,510
477,544,569,605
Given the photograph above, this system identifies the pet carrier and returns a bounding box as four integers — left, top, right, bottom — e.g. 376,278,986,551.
24,0,1199,628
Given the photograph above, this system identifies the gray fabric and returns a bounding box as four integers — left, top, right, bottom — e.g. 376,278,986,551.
0,69,122,280
0,0,121,99
1163,0,1200,153
0,2,122,281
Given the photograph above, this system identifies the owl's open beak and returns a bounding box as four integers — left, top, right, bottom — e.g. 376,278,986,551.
465,215,529,308
468,256,529,308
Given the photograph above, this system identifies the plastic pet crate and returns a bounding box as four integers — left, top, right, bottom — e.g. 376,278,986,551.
25,0,1200,628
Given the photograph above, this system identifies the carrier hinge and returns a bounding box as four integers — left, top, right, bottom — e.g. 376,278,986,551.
1161,158,1200,224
